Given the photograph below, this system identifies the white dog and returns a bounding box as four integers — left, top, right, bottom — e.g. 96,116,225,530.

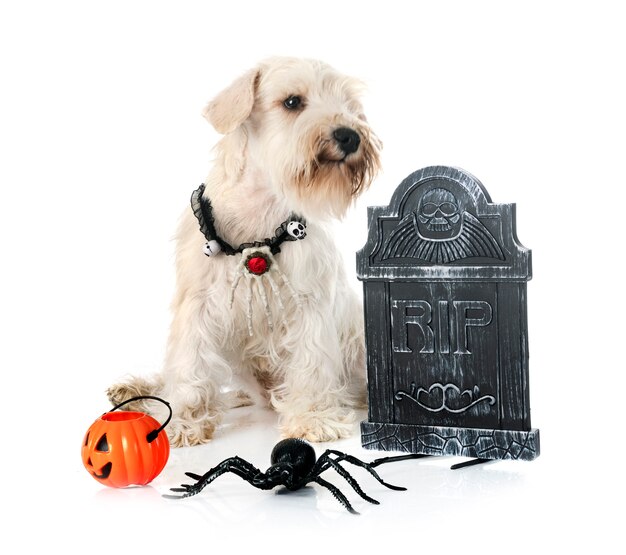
107,57,381,447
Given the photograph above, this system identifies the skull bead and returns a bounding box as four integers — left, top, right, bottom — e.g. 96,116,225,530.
203,240,222,257
286,221,307,240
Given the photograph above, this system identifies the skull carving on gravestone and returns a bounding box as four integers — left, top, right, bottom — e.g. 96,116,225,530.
416,188,462,237
380,183,505,263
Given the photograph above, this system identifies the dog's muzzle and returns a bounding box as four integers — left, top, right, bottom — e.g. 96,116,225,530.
333,127,361,156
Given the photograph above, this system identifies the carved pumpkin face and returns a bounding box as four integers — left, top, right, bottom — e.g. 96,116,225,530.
81,411,170,488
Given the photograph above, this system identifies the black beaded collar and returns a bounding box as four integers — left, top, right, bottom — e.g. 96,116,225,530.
190,184,307,256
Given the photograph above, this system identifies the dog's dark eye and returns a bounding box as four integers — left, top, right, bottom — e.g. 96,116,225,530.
283,95,302,110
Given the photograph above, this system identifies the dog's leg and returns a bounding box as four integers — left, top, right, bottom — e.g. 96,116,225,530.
159,292,235,447
108,293,232,448
106,375,163,411
272,307,358,442
337,290,368,410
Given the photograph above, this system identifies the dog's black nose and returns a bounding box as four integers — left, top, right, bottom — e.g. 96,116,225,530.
333,127,361,156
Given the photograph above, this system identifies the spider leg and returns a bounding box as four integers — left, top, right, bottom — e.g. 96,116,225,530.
255,276,274,331
314,455,381,505
313,477,358,515
265,272,284,309
270,263,302,308
165,456,262,499
182,471,203,481
245,275,254,336
322,449,413,491
228,258,247,308
166,467,230,499
228,272,242,308
265,272,287,324
368,453,429,468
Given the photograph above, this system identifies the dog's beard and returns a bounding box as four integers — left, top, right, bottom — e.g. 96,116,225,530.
291,130,381,219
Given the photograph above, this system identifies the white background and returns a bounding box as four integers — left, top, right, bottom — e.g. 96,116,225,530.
1,1,624,553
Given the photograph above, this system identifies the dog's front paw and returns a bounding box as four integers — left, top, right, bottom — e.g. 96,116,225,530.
106,384,131,407
167,418,216,448
106,376,159,408
280,410,355,442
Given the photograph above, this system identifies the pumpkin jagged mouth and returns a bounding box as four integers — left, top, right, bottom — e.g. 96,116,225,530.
92,462,112,479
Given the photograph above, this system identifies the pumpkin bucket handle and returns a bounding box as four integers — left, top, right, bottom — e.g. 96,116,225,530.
108,395,172,443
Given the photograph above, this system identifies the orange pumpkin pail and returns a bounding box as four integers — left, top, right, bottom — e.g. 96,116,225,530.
81,396,172,488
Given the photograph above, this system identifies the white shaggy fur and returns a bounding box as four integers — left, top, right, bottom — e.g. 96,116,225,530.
107,57,381,447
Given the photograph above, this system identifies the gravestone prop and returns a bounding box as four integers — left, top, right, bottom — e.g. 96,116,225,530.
358,166,540,462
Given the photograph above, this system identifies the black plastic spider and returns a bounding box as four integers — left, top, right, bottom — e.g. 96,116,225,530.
166,438,424,514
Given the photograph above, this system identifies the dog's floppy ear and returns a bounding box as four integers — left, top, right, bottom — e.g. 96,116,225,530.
203,68,259,134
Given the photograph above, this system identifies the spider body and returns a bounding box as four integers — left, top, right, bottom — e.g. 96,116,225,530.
168,438,423,513
266,438,317,490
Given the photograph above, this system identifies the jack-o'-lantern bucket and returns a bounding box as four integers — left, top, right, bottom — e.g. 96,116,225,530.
81,396,171,488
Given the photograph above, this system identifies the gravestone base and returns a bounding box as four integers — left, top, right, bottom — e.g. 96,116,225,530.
361,421,540,462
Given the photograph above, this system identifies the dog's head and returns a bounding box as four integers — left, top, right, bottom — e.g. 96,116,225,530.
204,57,382,219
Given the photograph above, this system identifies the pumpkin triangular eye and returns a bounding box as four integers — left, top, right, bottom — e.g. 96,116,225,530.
84,432,90,446
95,433,109,452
